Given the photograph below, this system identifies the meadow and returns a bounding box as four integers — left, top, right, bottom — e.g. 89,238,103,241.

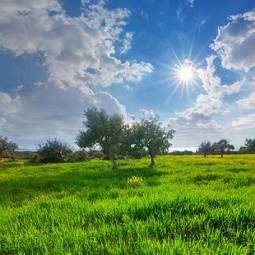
1,155,255,254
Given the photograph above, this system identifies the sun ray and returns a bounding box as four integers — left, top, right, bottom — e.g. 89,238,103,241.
170,58,199,90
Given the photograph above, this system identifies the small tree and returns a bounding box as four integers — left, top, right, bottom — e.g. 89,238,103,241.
130,118,175,168
37,139,72,163
198,141,212,157
212,139,234,158
0,136,18,160
76,108,124,170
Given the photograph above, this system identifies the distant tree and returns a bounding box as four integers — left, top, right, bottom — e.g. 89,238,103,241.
212,139,235,158
76,108,124,170
130,118,175,168
240,138,255,153
0,136,18,159
37,139,72,163
198,141,212,157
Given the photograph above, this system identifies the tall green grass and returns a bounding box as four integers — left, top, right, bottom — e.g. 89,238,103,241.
1,155,255,254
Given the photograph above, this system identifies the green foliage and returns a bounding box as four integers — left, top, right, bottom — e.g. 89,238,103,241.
64,150,89,162
240,138,255,153
77,108,124,169
130,118,175,166
119,125,147,159
212,139,235,157
127,176,144,187
198,141,213,157
37,139,72,163
0,136,18,159
1,155,255,254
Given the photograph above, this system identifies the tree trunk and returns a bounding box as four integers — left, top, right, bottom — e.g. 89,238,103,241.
221,152,223,158
150,154,155,168
204,153,206,158
111,158,118,170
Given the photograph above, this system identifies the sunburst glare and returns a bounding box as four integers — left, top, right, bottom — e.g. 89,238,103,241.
173,59,197,86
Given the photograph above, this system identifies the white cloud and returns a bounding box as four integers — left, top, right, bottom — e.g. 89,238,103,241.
120,32,133,54
0,84,128,148
237,88,255,109
197,55,241,99
211,11,255,72
0,0,153,89
232,113,255,129
0,92,16,114
0,0,153,148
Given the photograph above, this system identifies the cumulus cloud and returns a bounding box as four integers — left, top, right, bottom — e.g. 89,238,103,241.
232,113,255,129
0,84,128,148
211,11,255,72
210,9,255,135
0,0,153,89
0,0,153,148
120,32,133,54
237,90,255,109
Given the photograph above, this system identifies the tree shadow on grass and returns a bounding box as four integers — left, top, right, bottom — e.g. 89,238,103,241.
0,164,168,206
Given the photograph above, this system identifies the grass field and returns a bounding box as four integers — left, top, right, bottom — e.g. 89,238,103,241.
1,155,255,254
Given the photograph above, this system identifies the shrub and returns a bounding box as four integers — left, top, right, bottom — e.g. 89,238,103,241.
37,139,72,163
127,176,144,188
64,150,89,162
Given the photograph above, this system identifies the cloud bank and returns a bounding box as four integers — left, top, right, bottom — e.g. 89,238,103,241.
0,0,153,148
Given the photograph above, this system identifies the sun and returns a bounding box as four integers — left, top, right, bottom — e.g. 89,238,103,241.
174,59,196,85
177,64,194,83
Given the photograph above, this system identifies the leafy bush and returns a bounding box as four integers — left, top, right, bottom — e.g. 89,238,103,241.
127,176,144,187
37,139,72,163
64,150,89,162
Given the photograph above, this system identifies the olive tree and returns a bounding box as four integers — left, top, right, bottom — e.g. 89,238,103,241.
76,108,124,170
198,141,212,157
0,136,18,159
130,118,175,168
212,139,234,158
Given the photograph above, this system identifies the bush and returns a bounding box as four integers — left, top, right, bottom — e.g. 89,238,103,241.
37,139,72,163
64,150,89,162
127,176,144,188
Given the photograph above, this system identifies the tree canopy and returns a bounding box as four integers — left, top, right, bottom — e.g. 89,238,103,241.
198,141,212,157
0,136,18,159
129,118,175,167
212,139,234,158
76,108,125,169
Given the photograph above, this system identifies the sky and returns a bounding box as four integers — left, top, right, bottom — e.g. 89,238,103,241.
0,0,255,150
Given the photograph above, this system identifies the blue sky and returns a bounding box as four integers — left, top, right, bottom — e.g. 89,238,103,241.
0,0,255,150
